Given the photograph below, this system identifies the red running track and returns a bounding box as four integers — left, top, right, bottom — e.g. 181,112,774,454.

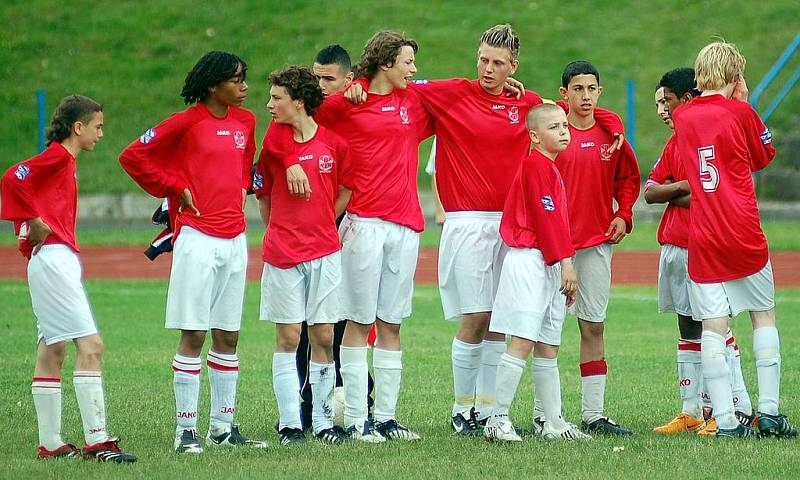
1,246,800,287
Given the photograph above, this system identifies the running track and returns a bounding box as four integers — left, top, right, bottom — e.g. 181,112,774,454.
1,246,799,287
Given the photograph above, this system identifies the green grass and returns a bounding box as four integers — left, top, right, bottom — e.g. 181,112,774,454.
4,220,800,251
1,280,799,478
1,1,798,194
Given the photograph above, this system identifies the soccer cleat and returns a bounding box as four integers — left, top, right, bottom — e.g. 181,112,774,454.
653,413,706,434
581,417,632,436
451,407,481,436
542,422,593,441
278,427,306,446
206,424,267,448
717,423,758,439
484,415,522,443
375,419,421,441
36,443,80,459
82,437,138,463
315,426,352,444
175,429,204,453
346,419,386,443
697,417,717,436
757,413,797,438
532,416,545,436
736,410,758,428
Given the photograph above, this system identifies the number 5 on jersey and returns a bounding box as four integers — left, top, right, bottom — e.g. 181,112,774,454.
698,145,719,192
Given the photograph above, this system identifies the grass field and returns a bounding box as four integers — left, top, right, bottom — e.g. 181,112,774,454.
3,220,800,251
2,281,798,478
2,1,798,194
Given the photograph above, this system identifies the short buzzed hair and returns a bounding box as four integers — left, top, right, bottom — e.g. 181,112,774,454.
694,41,746,91
659,67,700,98
478,24,520,62
315,44,351,72
526,102,564,131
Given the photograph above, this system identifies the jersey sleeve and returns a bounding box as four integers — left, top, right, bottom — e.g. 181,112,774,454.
119,113,189,198
254,130,280,199
0,151,69,221
612,141,641,231
742,105,776,172
594,107,625,136
645,142,675,189
336,139,355,191
313,93,351,130
526,164,575,265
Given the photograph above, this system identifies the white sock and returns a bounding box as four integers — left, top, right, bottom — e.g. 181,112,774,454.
580,360,607,423
451,338,481,416
32,377,64,450
533,357,567,431
273,352,301,430
475,340,505,420
173,354,201,432
207,350,239,434
373,348,403,423
701,331,736,429
677,339,702,418
493,353,526,417
753,326,781,415
73,371,108,445
310,361,335,434
339,346,369,428
533,397,544,422
727,340,753,415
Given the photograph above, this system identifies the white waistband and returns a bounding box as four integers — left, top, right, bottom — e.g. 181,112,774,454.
444,211,502,221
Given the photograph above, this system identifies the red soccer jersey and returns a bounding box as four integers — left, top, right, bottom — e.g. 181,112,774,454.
672,94,775,283
555,122,641,250
277,88,433,232
408,79,625,212
500,149,575,265
119,103,256,239
1,143,78,259
254,125,353,268
645,134,690,248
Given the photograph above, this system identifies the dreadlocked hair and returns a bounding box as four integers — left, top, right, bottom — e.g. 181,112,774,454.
46,94,103,145
180,51,248,105
269,65,324,116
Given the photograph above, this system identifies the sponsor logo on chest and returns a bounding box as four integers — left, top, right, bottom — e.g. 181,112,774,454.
491,104,519,124
579,141,612,161
216,129,246,149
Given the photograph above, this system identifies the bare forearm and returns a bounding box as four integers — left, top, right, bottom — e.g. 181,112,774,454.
644,182,688,204
669,194,691,207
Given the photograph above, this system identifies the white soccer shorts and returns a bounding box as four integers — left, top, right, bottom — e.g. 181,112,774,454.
28,245,98,345
658,244,693,317
165,227,247,331
438,211,508,321
490,248,566,345
570,243,612,323
260,251,341,325
338,213,419,325
688,261,775,320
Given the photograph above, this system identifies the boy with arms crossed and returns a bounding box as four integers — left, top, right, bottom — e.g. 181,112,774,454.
484,103,589,442
672,41,795,438
647,69,754,435
550,61,640,436
120,51,266,452
256,65,353,445
1,95,136,462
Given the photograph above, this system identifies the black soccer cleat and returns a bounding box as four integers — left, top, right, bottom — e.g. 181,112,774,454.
757,412,797,438
278,427,307,446
315,426,351,444
581,417,633,436
717,423,759,439
375,419,421,441
207,424,267,448
83,437,137,463
452,407,482,436
735,410,758,428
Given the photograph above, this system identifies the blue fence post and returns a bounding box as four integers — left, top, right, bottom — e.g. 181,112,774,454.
626,78,636,151
37,89,46,153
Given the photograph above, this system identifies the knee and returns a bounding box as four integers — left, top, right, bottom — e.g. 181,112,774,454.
40,342,67,367
579,321,604,339
181,331,207,352
77,336,104,363
276,329,301,353
212,330,239,352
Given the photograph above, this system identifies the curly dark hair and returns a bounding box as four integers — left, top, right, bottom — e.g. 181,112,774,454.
357,31,418,80
46,94,103,145
269,65,324,116
181,51,247,105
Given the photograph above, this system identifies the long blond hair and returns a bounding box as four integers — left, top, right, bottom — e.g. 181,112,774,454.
694,41,746,91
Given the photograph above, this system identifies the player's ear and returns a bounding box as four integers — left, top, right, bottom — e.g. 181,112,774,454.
597,85,603,96
558,86,568,99
529,129,539,144
72,120,84,137
509,59,519,75
680,93,693,104
345,71,355,83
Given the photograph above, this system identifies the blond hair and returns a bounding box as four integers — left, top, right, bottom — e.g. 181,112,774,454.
526,102,563,131
478,24,519,62
694,41,746,91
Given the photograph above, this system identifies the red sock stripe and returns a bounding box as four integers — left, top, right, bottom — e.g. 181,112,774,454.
32,377,61,383
206,360,239,372
579,360,607,377
678,342,702,351
726,336,735,346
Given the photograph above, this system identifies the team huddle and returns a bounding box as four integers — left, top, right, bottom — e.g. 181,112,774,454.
1,23,796,463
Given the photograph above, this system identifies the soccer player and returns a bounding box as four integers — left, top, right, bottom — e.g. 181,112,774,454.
672,41,796,438
119,51,266,452
484,103,590,442
256,65,354,445
1,95,136,463
647,69,755,436
550,61,640,436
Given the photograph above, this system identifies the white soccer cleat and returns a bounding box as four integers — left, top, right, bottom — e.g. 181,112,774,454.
542,422,593,441
484,415,522,443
